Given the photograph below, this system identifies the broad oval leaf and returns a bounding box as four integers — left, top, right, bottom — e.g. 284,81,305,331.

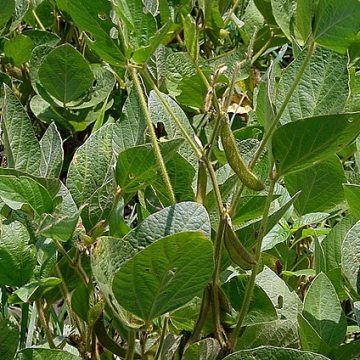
115,138,184,193
112,231,214,321
0,175,54,216
17,348,81,360
235,320,298,350
343,184,360,219
4,34,33,65
67,123,116,230
0,0,14,28
0,220,36,287
303,273,347,347
0,318,18,360
275,48,348,124
38,44,94,104
272,113,360,176
40,123,64,178
182,338,220,360
341,220,360,293
284,156,346,215
313,0,360,53
1,85,41,175
91,202,211,326
57,0,125,66
223,346,331,360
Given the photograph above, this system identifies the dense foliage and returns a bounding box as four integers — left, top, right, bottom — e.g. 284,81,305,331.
1,0,360,359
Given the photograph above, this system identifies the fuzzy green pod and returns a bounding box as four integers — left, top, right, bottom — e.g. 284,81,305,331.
224,221,256,270
221,121,264,191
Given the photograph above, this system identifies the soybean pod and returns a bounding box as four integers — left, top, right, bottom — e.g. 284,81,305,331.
221,120,264,191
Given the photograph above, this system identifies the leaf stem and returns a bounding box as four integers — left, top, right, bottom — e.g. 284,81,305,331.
154,315,169,360
125,330,136,360
35,299,56,348
53,240,89,285
129,66,176,203
211,218,227,346
228,177,276,350
140,67,203,159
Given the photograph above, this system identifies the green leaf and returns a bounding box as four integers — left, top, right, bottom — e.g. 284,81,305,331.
153,153,196,202
182,338,221,360
272,113,360,177
18,348,81,360
38,210,80,242
0,0,14,28
0,175,54,216
65,64,116,110
67,123,116,230
116,87,147,149
233,194,280,225
331,340,360,360
235,320,299,350
322,215,356,271
91,202,211,326
23,30,60,48
256,266,301,320
56,0,125,66
183,14,199,61
235,192,300,248
9,277,62,304
303,273,347,346
1,85,41,175
270,0,298,41
112,0,157,52
284,156,346,215
313,0,360,53
38,44,94,104
115,139,183,193
222,275,277,325
0,220,36,287
0,318,18,360
112,231,214,321
295,0,314,44
275,48,349,124
344,184,360,219
223,346,331,359
40,123,63,178
4,34,33,65
298,313,332,355
149,90,198,167
341,220,360,293
314,238,326,274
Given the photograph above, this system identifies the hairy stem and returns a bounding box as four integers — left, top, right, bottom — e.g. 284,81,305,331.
35,299,55,348
129,66,176,203
228,178,276,350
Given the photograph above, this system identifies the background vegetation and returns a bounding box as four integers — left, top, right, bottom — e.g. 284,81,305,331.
1,0,360,359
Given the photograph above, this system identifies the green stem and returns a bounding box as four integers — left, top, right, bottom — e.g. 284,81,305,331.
228,178,276,350
20,303,29,349
35,300,56,349
53,240,89,285
125,330,136,360
211,218,227,346
140,67,203,159
224,0,241,26
32,9,46,30
203,157,224,214
188,285,211,344
129,66,176,203
55,264,85,338
154,316,169,360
